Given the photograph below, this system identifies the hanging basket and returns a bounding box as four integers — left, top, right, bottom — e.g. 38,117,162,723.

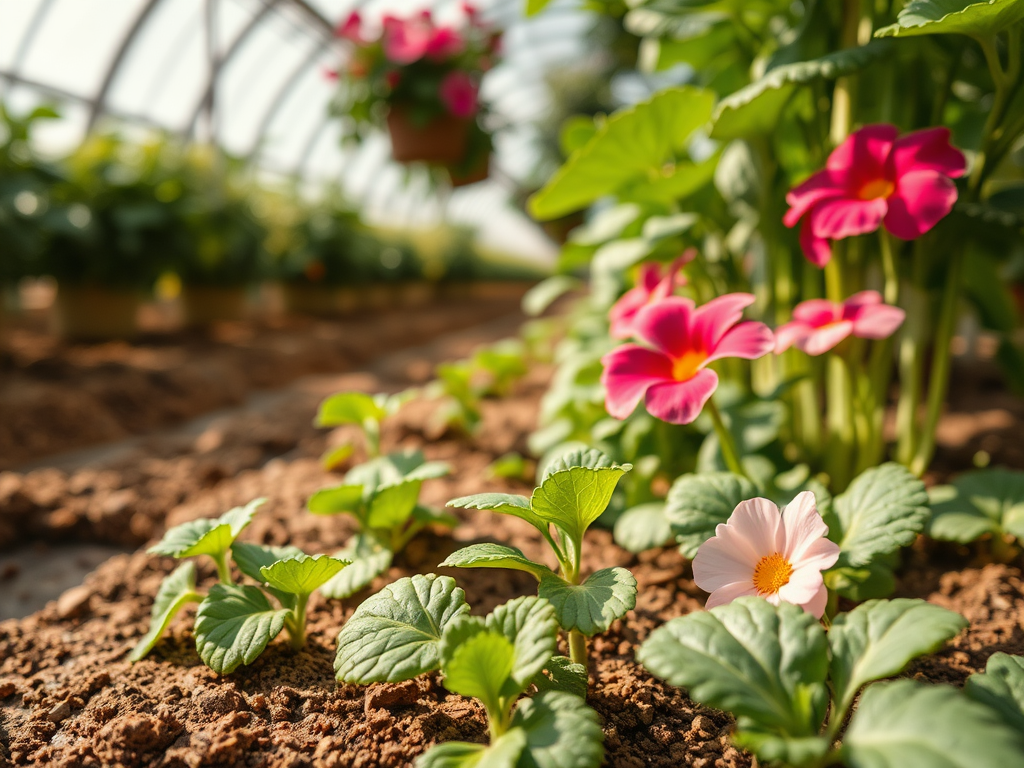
448,152,490,188
53,284,141,341
386,107,470,165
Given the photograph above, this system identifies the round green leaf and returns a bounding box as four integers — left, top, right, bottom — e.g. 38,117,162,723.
315,391,386,427
149,498,265,559
443,631,516,713
613,503,673,554
486,596,559,690
532,450,630,544
319,534,393,600
875,0,1024,38
664,472,758,559
259,554,349,597
307,484,365,516
531,656,589,699
929,468,1024,543
194,583,289,674
439,543,554,581
511,690,605,768
129,562,202,662
965,653,1024,735
538,567,637,636
366,480,423,530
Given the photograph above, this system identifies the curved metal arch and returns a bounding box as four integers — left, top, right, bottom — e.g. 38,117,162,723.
8,0,58,76
87,0,165,131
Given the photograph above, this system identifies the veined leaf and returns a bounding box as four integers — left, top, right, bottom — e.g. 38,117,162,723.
531,655,589,699
528,87,716,220
194,584,289,674
614,503,674,554
334,574,469,683
366,480,422,530
315,391,386,427
664,472,758,558
440,543,555,581
486,596,559,691
416,730,526,768
511,690,605,768
638,597,829,737
842,679,1024,768
875,0,1024,38
711,42,892,140
929,468,1024,542
532,450,630,544
443,631,516,713
538,567,637,636
259,554,349,596
829,599,967,710
307,484,365,516
230,542,304,584
447,493,550,536
824,561,898,602
129,562,202,662
828,463,929,568
319,534,393,600
149,498,265,559
965,653,1024,735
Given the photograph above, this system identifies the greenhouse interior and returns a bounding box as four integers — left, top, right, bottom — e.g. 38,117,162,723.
3,0,1024,766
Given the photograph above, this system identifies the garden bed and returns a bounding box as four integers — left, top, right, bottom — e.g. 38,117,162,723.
1,347,1023,767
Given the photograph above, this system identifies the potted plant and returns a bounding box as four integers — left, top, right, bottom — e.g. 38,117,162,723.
330,5,499,183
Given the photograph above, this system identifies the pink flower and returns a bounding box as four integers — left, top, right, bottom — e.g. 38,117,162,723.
775,290,906,356
601,294,774,425
336,11,364,43
692,492,840,618
426,27,465,60
784,125,966,266
383,16,434,64
608,254,692,340
440,71,478,118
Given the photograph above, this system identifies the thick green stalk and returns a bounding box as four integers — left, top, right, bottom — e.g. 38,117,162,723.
568,630,589,667
706,397,748,480
879,230,899,306
895,244,929,464
288,593,309,650
212,552,233,585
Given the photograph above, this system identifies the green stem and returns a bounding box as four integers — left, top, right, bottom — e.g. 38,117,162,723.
825,353,856,491
212,552,233,585
706,397,748,480
568,630,589,667
288,593,309,650
364,419,381,458
878,230,899,306
895,243,929,465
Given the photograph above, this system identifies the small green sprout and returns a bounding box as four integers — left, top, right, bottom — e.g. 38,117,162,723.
132,499,348,674
307,449,454,599
929,468,1024,561
334,574,602,768
442,448,636,666
637,597,1019,768
316,389,417,461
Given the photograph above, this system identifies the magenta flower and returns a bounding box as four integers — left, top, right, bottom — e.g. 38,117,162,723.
601,294,774,425
383,16,434,64
775,291,906,356
426,27,465,60
439,71,479,118
608,255,692,340
784,125,966,266
336,11,364,43
692,492,840,618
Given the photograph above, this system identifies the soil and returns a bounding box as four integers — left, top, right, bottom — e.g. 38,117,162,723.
1,316,1023,767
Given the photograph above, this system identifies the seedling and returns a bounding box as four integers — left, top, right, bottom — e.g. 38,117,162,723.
334,574,602,768
638,596,1024,767
315,389,417,464
441,448,636,666
132,498,349,674
965,653,1024,737
307,449,454,599
928,468,1024,561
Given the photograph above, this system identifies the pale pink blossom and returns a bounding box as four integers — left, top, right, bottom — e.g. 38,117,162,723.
601,294,774,425
784,125,966,266
382,14,464,64
775,291,906,356
439,71,478,118
692,492,840,618
608,254,692,340
336,11,364,43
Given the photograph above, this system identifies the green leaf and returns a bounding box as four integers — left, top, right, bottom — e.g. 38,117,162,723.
416,730,526,768
129,562,203,662
732,730,831,767
637,597,829,737
486,596,560,690
711,42,892,140
538,567,637,636
334,574,469,684
929,468,1024,542
531,656,589,699
525,0,554,15
965,652,1024,735
410,503,459,530
148,498,265,559
829,599,968,711
315,391,386,427
528,87,716,220
440,543,554,581
319,534,393,600
194,584,289,674
664,472,758,559
842,679,1024,768
307,484,365,516
828,463,929,568
443,630,516,713
320,443,354,471
366,480,422,530
447,493,551,537
613,503,673,554
230,541,306,607
259,554,349,596
824,561,897,602
511,690,605,768
522,276,582,317
532,450,630,544
875,0,1024,38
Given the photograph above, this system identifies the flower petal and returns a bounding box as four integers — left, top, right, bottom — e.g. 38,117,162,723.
781,491,828,561
891,127,966,179
793,299,841,327
693,535,758,593
801,582,830,619
632,296,696,358
706,321,775,363
789,536,841,575
883,169,958,240
784,170,847,227
643,368,718,424
690,293,757,351
774,321,813,354
727,497,785,556
705,581,759,610
851,302,905,340
826,124,899,187
799,216,833,267
800,321,854,356
600,345,673,419
778,567,827,608
810,196,888,240
608,287,651,339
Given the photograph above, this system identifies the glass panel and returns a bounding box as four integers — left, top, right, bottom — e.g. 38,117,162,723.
0,0,47,72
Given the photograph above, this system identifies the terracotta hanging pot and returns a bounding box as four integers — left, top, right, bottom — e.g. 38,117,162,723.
448,153,490,187
386,107,470,164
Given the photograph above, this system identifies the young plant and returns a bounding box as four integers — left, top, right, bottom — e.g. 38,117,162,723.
334,574,602,767
315,388,417,464
441,448,636,666
131,498,349,674
638,596,1024,768
965,653,1024,737
928,468,1024,561
307,449,454,599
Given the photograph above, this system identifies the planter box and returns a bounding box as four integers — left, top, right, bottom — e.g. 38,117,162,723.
53,285,141,341
387,107,470,165
281,284,362,317
180,285,249,328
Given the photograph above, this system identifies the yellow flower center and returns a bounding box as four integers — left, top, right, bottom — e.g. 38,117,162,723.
752,552,794,596
858,178,895,200
671,349,707,382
